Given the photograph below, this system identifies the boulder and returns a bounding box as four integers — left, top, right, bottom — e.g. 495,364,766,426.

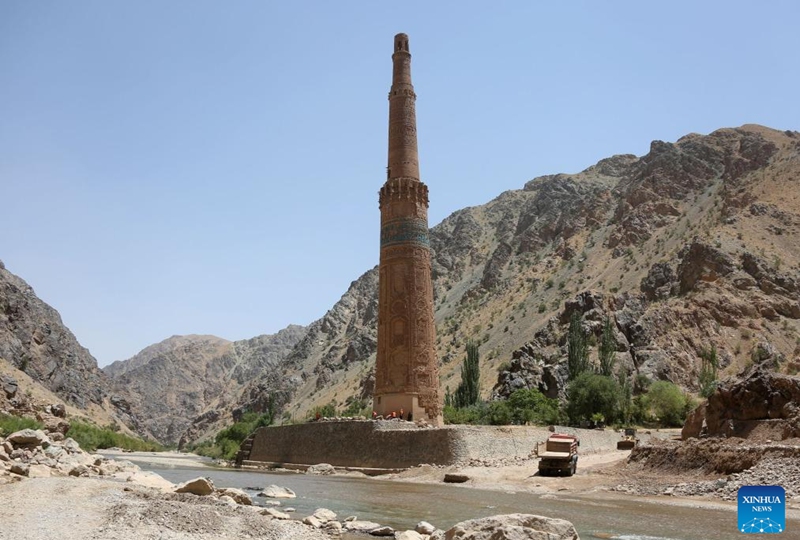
258,484,296,498
10,462,30,476
306,463,336,475
174,477,214,496
260,507,291,520
69,464,89,477
682,365,800,440
416,521,436,535
127,471,175,492
433,514,579,540
218,495,237,507
2,376,18,399
344,520,383,532
312,508,337,522
370,526,395,536
28,464,52,478
324,521,343,534
398,531,424,540
6,429,49,447
216,487,252,505
303,516,324,528
444,473,470,483
62,438,81,453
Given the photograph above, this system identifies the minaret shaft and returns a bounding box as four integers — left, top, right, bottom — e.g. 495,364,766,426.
374,33,442,425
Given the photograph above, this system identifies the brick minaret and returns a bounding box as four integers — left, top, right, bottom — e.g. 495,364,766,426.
374,33,442,425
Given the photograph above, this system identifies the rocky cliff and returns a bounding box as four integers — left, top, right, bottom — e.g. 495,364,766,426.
0,261,139,431
276,125,800,420
103,326,307,446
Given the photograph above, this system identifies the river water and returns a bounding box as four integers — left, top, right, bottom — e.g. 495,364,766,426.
130,454,798,540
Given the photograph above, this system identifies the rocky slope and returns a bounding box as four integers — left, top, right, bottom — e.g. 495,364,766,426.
272,124,800,420
0,262,137,430
103,326,306,446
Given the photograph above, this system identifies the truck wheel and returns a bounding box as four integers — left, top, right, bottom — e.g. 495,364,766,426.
571,462,577,476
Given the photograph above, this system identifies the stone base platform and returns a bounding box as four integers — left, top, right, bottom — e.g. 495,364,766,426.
238,420,636,470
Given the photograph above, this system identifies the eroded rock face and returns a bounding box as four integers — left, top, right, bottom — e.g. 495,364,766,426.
432,513,579,540
0,265,120,410
683,366,800,440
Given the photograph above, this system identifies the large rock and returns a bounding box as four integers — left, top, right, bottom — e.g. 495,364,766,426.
260,507,291,520
432,514,579,540
344,521,383,532
174,477,214,496
311,508,337,522
2,376,18,399
216,487,252,505
682,366,800,440
307,463,335,475
258,484,296,498
6,429,49,447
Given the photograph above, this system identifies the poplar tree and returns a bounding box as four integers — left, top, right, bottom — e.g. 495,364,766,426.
454,341,480,408
598,316,617,377
567,312,590,380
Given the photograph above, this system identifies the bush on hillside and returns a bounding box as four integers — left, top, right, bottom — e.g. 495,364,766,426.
0,414,43,436
67,420,164,452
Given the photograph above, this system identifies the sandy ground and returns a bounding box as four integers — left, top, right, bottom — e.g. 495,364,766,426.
0,476,328,540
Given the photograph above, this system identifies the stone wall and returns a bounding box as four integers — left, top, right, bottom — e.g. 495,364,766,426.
245,421,644,469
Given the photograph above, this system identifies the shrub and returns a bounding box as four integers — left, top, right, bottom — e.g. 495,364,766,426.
644,381,689,427
67,421,164,453
0,414,43,436
189,411,274,460
507,388,564,425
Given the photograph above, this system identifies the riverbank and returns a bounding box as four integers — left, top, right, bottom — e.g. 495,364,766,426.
5,432,800,539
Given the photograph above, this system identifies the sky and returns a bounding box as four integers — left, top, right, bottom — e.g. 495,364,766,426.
1,2,799,366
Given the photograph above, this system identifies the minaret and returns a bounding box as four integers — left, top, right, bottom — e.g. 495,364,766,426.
374,33,442,426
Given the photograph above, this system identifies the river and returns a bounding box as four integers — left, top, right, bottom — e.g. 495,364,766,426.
125,453,797,540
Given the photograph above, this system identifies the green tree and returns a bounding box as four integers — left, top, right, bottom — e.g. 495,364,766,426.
507,388,564,425
566,372,621,424
454,341,480,408
645,381,688,427
567,312,590,380
698,345,719,398
598,317,617,377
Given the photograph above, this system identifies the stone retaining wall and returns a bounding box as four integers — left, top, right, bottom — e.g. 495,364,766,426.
245,421,655,469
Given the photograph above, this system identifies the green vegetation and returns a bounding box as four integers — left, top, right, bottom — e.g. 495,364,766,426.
0,414,43,436
453,341,480,408
566,372,621,425
444,388,563,426
598,317,616,377
189,411,273,460
643,381,692,427
567,312,589,379
67,420,164,453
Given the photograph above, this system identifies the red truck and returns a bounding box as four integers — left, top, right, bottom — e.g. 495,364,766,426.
537,433,579,477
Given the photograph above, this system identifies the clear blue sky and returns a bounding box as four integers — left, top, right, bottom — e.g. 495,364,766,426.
2,2,798,366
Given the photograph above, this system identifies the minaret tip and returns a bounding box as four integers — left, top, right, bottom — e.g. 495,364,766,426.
394,33,410,52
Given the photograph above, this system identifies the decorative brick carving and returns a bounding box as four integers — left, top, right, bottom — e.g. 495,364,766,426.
374,34,442,425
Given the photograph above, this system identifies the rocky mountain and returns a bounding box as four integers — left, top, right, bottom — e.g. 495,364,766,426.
103,326,307,446
267,124,800,421
0,261,136,430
